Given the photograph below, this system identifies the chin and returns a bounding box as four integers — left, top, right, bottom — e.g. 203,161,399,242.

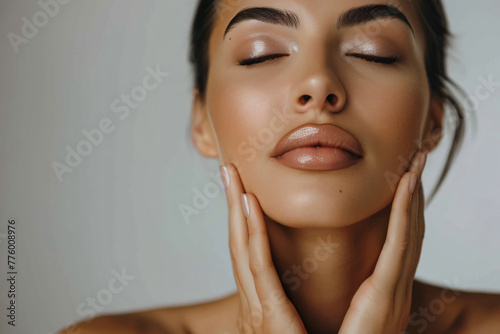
243,165,395,229
259,194,371,229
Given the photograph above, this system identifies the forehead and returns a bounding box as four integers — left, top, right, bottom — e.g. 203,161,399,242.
214,0,419,23
209,0,425,54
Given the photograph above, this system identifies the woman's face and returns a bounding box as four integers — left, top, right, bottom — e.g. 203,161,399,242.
192,0,443,228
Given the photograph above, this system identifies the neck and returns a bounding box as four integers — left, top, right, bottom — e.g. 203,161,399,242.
265,203,392,334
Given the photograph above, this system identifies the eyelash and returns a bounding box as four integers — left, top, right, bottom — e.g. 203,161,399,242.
238,53,399,66
238,54,288,66
346,53,399,64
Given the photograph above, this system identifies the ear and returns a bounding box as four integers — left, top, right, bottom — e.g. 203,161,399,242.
422,93,445,153
190,89,219,158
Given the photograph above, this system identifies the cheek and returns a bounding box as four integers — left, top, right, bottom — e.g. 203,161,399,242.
205,58,429,227
207,74,283,170
351,68,429,179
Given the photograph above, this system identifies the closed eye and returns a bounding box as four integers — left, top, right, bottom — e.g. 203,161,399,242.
238,54,289,66
346,53,399,64
238,53,399,66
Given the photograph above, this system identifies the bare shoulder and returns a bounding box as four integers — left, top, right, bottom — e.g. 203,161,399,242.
55,292,239,334
55,311,184,334
408,280,500,333
455,286,500,333
178,292,240,334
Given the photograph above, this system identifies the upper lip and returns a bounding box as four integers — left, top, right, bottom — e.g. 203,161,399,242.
271,123,364,158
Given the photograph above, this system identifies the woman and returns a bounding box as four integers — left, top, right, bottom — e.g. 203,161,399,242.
59,0,500,333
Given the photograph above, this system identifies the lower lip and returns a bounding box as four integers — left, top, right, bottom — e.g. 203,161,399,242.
272,147,362,171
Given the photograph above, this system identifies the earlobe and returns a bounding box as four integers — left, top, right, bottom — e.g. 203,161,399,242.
190,89,219,158
422,94,445,153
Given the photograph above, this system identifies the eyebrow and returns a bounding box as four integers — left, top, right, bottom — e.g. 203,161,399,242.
337,4,414,36
223,7,299,38
223,4,414,39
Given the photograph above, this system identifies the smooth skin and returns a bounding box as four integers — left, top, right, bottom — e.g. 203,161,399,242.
58,152,500,333
223,149,425,333
57,0,500,333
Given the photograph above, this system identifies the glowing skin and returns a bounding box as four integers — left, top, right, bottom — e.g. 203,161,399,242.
195,0,441,228
191,0,445,332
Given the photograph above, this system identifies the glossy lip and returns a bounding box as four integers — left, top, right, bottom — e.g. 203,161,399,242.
271,123,364,159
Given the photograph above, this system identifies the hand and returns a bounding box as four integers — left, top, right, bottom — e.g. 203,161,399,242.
220,164,308,334
338,149,428,334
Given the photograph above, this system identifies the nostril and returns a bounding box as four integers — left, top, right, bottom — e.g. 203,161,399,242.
299,95,312,105
327,94,337,105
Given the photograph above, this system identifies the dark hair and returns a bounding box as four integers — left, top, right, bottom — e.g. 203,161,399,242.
188,0,473,206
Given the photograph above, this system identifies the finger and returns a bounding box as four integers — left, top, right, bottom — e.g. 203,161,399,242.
406,184,426,294
415,183,426,269
396,179,419,304
223,165,250,316
400,151,427,296
244,193,300,322
222,164,249,302
231,257,250,317
223,164,261,311
371,170,416,294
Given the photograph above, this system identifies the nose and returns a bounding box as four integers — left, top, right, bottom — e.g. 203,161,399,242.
292,60,346,115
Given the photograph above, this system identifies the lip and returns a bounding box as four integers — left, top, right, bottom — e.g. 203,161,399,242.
271,123,364,171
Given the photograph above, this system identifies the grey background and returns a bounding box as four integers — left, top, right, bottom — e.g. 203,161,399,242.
0,1,499,333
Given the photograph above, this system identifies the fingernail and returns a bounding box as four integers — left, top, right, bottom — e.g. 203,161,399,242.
241,194,250,218
219,165,230,189
408,172,417,195
419,151,428,175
